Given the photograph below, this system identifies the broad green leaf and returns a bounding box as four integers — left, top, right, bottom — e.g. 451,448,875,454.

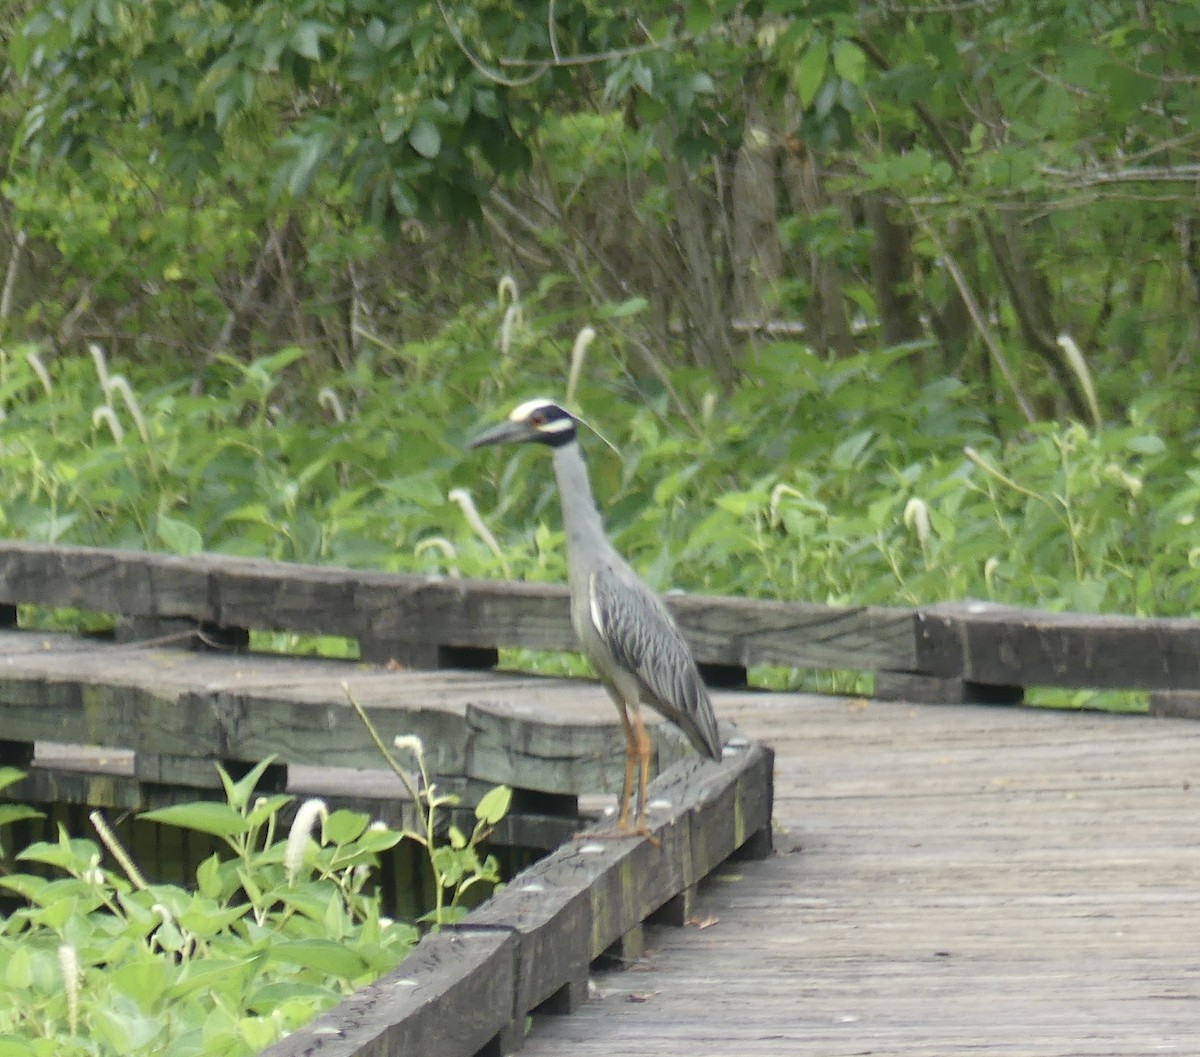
409,120,441,159
291,23,324,61
268,938,369,980
156,513,203,555
246,979,340,1015
0,805,42,828
196,852,222,900
0,768,27,794
16,833,98,871
794,39,829,108
239,1014,282,1052
167,957,254,999
431,846,464,887
474,785,511,825
832,39,866,86
322,808,369,846
140,801,250,838
353,827,404,853
1125,434,1165,456
111,958,169,1006
4,947,33,990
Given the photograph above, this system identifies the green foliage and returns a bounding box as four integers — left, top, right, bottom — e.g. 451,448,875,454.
2,285,1197,641
343,693,509,927
0,758,418,1056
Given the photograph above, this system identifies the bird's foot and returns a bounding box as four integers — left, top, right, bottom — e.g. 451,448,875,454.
574,821,660,848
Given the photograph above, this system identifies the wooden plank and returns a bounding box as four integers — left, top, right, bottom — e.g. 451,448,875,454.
253,728,772,1057
259,929,517,1057
465,699,692,796
0,541,917,673
1148,690,1200,719
917,600,1200,691
667,592,916,671
0,630,715,803
875,670,1025,705
512,691,1200,1057
459,868,593,1024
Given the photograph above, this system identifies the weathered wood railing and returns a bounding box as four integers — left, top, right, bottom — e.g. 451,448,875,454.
3,540,1200,1055
0,541,1197,710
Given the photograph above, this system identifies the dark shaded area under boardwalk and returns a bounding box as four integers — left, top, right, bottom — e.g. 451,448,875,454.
520,691,1200,1056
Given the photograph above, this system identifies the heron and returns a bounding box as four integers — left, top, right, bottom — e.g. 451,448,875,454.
468,398,722,835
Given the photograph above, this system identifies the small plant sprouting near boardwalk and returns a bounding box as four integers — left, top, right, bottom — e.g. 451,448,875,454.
0,757,419,1057
344,682,511,926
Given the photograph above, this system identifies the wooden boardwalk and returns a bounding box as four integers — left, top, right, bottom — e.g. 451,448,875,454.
518,690,1200,1056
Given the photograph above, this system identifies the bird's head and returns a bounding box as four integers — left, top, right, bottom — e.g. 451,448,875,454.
468,398,577,449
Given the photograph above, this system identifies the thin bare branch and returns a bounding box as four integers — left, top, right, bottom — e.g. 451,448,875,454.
913,210,1038,426
1041,164,1200,186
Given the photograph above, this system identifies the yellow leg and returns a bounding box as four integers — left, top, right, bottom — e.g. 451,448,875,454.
630,704,653,830
615,703,637,831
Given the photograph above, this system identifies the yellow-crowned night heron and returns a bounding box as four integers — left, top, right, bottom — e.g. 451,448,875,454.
469,398,722,834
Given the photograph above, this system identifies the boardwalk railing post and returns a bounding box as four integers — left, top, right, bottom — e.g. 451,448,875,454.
875,602,1025,704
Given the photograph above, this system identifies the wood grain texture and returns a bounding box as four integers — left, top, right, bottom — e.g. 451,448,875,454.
259,929,517,1057
514,690,1200,1057
918,600,1200,690
256,728,773,1057
0,541,917,673
0,629,697,798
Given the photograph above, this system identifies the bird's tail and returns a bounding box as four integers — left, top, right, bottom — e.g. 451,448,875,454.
682,686,723,762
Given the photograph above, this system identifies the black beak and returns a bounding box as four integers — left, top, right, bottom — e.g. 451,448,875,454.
467,418,535,449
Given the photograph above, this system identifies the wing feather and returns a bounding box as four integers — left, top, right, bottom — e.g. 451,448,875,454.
588,565,722,760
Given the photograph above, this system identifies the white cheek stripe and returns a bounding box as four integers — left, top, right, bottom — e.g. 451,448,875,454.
537,418,574,433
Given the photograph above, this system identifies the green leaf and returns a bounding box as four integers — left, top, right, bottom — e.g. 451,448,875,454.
196,852,222,900
353,827,404,853
246,980,340,1014
474,785,511,825
268,939,369,980
16,833,98,872
111,959,169,1006
1125,434,1165,456
0,768,28,794
322,809,369,846
0,804,44,828
795,38,829,108
832,39,866,86
156,513,203,555
447,824,467,850
219,755,281,811
431,846,465,887
288,134,327,196
408,119,441,159
140,801,250,839
598,296,648,320
291,23,324,61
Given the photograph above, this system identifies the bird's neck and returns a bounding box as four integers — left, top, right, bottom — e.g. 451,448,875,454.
551,439,612,583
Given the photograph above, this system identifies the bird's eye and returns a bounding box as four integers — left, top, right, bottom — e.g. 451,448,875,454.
529,411,546,427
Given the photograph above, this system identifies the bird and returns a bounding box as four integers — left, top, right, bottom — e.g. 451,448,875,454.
468,397,722,835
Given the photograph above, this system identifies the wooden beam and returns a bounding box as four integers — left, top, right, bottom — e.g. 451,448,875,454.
0,541,917,674
262,738,774,1057
917,601,1200,692
260,929,517,1057
0,630,702,798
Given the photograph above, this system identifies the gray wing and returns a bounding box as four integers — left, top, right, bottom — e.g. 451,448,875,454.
588,565,722,761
